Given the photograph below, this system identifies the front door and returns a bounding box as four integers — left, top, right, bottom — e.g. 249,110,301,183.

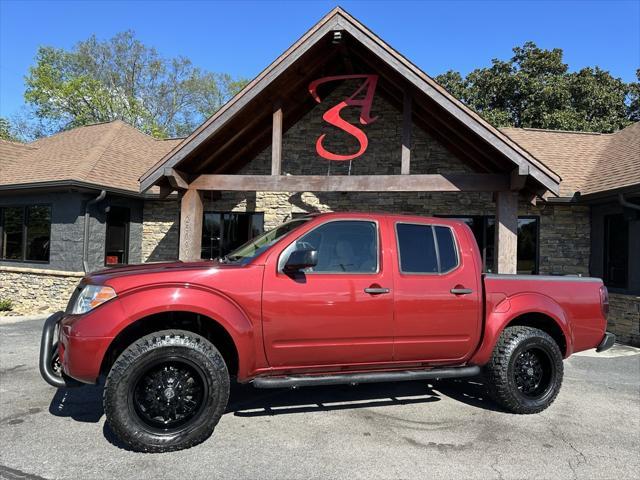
262,219,394,368
391,220,482,362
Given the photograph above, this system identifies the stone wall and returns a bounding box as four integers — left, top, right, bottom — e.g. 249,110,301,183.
608,293,640,346
142,199,180,262
0,267,81,314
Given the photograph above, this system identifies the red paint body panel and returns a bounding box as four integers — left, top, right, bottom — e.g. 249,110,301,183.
388,217,483,364
261,215,395,367
57,212,609,384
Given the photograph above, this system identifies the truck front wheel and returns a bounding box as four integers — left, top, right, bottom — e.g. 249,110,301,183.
104,330,230,452
484,326,563,414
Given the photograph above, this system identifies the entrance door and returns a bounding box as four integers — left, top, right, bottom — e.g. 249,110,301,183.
262,219,394,368
105,207,130,266
391,220,482,362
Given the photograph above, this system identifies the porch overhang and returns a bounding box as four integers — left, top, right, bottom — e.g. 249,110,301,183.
139,7,561,197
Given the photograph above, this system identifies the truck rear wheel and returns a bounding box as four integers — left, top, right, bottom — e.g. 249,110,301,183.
484,326,563,414
104,330,229,452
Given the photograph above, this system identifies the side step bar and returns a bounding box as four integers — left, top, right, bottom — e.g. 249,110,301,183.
252,365,481,389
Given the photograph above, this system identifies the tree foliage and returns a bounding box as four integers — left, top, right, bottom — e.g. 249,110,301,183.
0,117,17,141
24,31,248,138
436,42,638,133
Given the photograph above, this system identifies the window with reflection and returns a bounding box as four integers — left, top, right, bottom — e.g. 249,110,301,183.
293,220,378,273
439,215,539,274
201,212,264,260
0,205,51,262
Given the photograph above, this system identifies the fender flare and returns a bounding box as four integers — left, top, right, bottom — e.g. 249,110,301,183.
470,292,574,365
103,283,258,379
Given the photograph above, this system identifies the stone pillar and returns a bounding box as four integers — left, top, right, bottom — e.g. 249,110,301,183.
494,191,518,274
179,189,203,262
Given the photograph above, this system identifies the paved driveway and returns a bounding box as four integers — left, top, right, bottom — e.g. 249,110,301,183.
0,318,638,480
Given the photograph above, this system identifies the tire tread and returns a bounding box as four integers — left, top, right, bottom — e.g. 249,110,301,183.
485,326,563,414
104,330,229,453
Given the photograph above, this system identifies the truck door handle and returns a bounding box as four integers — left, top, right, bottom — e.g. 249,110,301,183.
364,287,390,295
450,288,473,295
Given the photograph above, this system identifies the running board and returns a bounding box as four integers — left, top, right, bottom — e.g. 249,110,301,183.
252,366,481,389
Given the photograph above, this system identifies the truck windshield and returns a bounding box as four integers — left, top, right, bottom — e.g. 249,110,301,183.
220,217,311,265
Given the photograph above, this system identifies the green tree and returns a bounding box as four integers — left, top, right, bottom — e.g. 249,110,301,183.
628,69,640,122
436,41,637,133
24,31,248,138
0,117,17,141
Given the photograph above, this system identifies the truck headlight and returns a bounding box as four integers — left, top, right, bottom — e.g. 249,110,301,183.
72,285,117,315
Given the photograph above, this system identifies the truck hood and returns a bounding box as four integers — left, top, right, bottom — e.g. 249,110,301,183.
86,260,247,288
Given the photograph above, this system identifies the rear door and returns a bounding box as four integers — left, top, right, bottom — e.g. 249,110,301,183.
391,219,482,362
261,218,395,368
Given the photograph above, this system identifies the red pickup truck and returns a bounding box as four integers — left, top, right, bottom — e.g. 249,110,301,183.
40,212,614,452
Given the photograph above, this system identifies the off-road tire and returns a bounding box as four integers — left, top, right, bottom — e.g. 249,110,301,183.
104,330,229,453
484,326,563,414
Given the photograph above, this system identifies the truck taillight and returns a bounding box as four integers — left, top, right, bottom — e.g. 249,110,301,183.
600,285,609,319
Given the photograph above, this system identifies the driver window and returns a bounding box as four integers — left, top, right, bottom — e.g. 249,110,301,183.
293,220,378,273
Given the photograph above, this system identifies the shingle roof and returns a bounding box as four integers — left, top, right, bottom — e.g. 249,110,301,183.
0,121,182,193
0,117,637,199
0,139,37,172
501,123,640,197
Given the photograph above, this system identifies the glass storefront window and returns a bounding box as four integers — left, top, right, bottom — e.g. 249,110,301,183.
201,212,265,260
442,215,539,274
1,205,51,262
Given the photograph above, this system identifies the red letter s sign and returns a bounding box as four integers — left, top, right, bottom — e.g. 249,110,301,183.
308,74,378,161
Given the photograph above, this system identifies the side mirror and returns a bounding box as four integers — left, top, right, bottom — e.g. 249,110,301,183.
284,247,318,273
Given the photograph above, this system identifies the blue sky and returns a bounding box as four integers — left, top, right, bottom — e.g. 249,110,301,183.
1,0,638,118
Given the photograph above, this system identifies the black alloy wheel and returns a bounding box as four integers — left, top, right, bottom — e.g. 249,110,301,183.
484,325,564,414
130,358,208,432
513,347,554,399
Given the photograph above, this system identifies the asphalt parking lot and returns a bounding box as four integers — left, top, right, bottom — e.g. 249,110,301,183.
0,317,638,480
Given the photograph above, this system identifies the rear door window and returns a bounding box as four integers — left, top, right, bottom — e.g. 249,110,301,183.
434,226,458,272
396,223,458,274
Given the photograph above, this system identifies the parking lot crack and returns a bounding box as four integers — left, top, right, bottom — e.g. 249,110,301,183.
490,457,505,480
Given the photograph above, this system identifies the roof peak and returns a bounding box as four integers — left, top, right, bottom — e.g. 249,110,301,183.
139,5,561,195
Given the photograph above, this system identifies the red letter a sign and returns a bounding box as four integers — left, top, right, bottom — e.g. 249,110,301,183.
308,74,379,161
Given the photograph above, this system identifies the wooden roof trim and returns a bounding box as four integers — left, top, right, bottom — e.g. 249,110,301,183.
140,7,561,195
336,9,561,193
140,8,343,190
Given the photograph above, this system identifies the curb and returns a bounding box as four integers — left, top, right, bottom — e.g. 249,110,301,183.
0,314,49,325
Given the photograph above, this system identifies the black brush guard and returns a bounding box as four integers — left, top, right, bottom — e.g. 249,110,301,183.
39,311,81,388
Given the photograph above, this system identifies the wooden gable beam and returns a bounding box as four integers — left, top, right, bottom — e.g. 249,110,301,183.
401,89,412,175
510,166,529,191
164,168,190,190
271,103,283,175
188,173,509,192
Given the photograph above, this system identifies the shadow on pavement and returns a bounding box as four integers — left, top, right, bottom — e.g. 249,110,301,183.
48,380,105,423
47,373,503,449
227,375,503,416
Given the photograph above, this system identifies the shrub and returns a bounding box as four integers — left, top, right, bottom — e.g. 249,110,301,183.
0,299,13,311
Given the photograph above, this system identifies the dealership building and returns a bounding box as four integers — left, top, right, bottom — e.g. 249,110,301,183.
0,8,638,345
